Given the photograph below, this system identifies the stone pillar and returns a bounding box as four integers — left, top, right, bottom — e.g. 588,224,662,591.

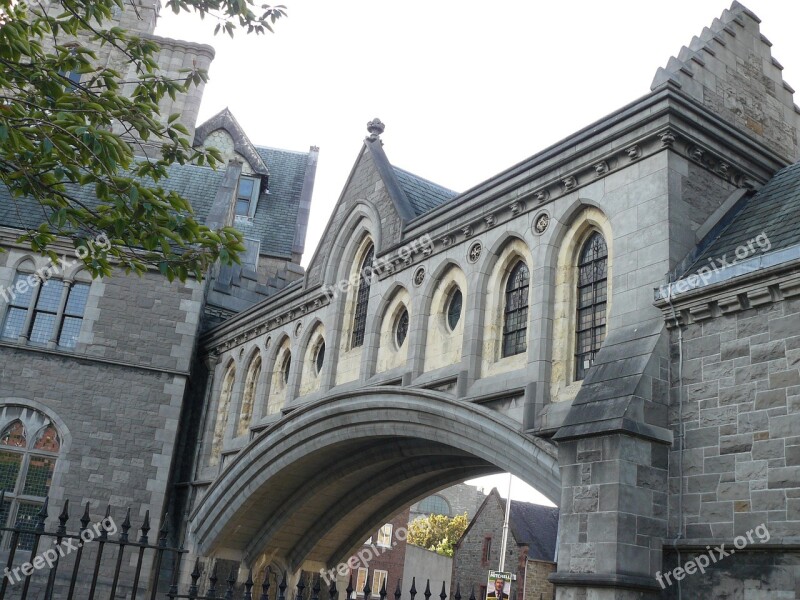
551,434,669,599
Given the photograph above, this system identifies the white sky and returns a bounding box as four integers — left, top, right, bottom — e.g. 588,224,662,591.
155,1,800,505
156,0,800,270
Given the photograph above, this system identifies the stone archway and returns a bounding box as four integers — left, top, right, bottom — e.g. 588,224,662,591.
189,387,560,573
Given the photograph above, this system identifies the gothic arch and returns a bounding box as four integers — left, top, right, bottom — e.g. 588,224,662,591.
417,260,467,375
188,387,559,571
368,284,411,377
265,334,292,417
474,234,534,378
296,318,326,398
549,206,613,403
320,203,382,287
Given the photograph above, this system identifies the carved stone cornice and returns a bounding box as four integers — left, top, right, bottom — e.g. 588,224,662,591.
658,267,800,328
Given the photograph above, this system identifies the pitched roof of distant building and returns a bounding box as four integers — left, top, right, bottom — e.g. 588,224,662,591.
508,499,560,562
455,488,559,563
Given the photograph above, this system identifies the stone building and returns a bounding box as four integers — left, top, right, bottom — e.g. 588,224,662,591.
451,489,558,600
2,1,800,599
184,3,800,599
0,1,316,595
409,484,486,524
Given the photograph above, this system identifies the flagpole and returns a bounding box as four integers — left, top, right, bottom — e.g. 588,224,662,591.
498,473,513,572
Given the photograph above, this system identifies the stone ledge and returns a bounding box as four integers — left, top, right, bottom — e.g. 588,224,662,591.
548,571,661,592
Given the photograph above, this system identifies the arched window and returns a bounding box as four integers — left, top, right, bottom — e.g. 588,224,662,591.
418,494,451,517
351,245,374,348
502,261,529,357
315,341,326,375
237,355,261,437
575,232,608,380
0,413,61,550
210,364,236,466
394,307,409,348
447,288,463,331
281,353,292,385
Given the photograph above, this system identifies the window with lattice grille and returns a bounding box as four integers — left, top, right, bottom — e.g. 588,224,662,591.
575,232,608,380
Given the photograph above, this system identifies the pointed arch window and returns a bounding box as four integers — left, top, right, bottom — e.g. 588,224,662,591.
351,245,374,348
211,364,236,466
0,414,61,550
237,355,261,437
502,261,529,357
575,232,608,380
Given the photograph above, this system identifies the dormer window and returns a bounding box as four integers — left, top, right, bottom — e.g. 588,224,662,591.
235,176,260,218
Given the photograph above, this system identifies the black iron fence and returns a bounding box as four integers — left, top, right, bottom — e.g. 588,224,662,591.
0,492,184,600
170,566,472,600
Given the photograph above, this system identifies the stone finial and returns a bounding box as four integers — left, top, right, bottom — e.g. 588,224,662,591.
367,118,385,141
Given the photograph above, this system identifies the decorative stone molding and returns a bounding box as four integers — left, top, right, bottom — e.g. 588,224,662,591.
593,161,609,176
658,271,800,327
625,145,642,160
461,225,473,238
533,212,550,235
467,242,482,264
660,129,677,147
561,176,577,191
509,200,524,215
484,215,496,227
413,267,426,287
534,189,550,203
294,322,303,337
440,234,454,248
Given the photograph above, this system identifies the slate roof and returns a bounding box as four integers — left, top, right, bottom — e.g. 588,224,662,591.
508,500,559,562
392,166,458,216
684,161,800,274
233,146,311,258
0,162,225,233
0,147,311,260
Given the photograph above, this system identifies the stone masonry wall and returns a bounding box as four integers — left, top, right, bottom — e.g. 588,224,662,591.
0,250,204,596
523,559,555,600
665,291,800,596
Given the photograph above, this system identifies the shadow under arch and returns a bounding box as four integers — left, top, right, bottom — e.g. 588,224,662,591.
189,387,559,571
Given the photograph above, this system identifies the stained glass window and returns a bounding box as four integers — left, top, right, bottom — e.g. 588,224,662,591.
502,261,529,357
351,246,374,348
575,232,608,380
0,415,61,550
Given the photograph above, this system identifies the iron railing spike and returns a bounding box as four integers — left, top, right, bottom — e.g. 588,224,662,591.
120,507,131,543
346,573,354,600
56,497,69,535
439,581,447,600
363,571,372,600
468,586,475,600
139,509,151,544
80,501,91,530
225,565,237,600
329,578,338,600
297,572,306,600
394,578,402,600
35,496,49,532
158,512,169,547
454,583,461,600
423,580,431,600
312,573,321,600
260,567,272,600
207,561,219,599
379,576,387,600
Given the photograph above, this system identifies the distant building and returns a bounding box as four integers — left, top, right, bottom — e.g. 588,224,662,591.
341,509,410,599
409,483,486,524
451,489,558,600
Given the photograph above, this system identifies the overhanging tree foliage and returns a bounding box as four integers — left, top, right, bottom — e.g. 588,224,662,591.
0,0,286,281
407,513,469,557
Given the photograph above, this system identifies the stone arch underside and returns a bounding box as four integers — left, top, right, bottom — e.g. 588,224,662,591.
189,387,560,572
